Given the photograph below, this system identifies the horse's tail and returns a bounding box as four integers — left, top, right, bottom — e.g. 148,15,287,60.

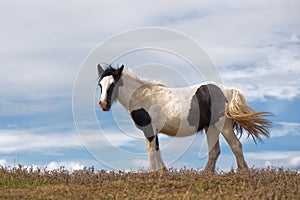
225,88,272,143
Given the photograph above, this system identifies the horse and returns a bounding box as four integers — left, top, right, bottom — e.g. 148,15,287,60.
97,64,272,172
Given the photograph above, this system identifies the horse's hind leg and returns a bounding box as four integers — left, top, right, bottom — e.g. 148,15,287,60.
204,127,220,172
221,117,248,170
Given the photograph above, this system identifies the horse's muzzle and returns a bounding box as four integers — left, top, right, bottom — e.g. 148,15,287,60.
99,100,110,111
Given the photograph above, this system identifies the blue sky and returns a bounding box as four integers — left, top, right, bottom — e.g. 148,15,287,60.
0,0,300,172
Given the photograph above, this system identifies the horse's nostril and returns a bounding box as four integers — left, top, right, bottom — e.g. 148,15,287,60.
99,100,109,111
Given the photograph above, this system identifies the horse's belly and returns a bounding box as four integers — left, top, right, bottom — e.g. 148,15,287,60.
160,118,198,137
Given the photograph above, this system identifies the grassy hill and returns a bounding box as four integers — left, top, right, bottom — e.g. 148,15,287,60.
0,165,299,199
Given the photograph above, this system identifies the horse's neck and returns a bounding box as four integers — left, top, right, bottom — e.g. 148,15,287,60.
117,73,144,111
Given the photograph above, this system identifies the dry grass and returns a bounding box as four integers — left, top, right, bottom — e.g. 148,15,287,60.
0,165,299,199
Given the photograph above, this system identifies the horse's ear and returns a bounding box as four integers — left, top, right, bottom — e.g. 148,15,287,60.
118,65,124,76
97,64,104,76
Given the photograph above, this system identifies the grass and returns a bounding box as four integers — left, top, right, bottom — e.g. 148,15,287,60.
0,165,299,199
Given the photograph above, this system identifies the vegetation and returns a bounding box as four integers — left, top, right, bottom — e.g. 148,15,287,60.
0,165,299,199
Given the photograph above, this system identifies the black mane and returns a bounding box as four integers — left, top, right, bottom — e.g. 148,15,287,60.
100,65,118,80
97,64,113,86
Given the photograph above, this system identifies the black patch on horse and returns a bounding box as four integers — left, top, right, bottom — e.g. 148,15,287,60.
131,108,156,143
188,84,227,131
155,135,159,150
131,108,151,126
105,83,116,108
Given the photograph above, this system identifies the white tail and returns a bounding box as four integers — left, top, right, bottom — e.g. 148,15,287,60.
225,88,272,143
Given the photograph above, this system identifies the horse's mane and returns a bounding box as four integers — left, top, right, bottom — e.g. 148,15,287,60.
100,63,166,87
123,72,166,87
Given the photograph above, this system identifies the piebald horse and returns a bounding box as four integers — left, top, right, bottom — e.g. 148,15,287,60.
97,64,271,172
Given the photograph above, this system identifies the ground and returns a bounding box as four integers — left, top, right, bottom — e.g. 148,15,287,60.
0,165,299,199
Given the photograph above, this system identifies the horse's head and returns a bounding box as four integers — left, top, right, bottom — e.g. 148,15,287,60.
97,64,124,111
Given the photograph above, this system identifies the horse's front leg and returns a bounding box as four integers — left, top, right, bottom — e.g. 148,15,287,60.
131,108,166,172
145,133,166,172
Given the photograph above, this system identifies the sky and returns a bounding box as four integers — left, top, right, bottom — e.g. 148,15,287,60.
0,0,300,172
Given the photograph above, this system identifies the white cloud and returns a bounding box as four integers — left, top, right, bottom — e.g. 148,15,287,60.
0,129,81,153
157,1,300,101
0,125,142,154
288,33,300,44
0,160,85,172
217,41,300,101
0,100,69,117
46,161,85,172
246,151,300,170
271,122,300,137
0,159,8,166
289,156,300,168
76,126,140,150
0,0,299,103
